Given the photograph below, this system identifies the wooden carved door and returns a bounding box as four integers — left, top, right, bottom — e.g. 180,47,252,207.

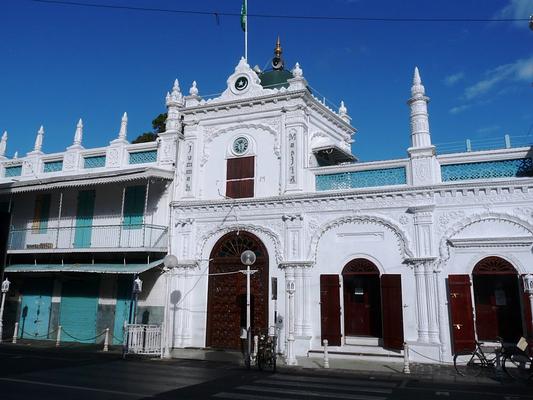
320,275,341,346
448,275,476,354
206,231,268,350
381,274,404,350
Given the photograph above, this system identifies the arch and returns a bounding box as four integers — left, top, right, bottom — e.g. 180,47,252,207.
198,223,283,265
205,231,269,349
342,258,380,275
438,211,533,263
472,256,518,275
308,214,414,262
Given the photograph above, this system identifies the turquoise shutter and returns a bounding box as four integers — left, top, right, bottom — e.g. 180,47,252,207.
123,185,146,230
73,190,96,248
39,194,51,233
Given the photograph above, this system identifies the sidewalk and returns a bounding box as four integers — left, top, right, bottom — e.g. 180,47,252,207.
2,340,522,386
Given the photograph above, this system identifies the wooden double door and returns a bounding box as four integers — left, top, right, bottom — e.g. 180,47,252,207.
320,259,404,350
206,232,269,350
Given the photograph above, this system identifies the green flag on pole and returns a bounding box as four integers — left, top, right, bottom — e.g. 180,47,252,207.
240,0,247,32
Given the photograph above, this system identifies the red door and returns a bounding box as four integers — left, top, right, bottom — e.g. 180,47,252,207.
320,275,341,346
448,275,476,354
381,274,404,350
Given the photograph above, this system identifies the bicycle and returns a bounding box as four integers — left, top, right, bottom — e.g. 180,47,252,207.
256,331,277,372
454,338,507,377
502,337,533,381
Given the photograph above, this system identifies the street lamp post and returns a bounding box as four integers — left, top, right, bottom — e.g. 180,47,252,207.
0,277,10,343
240,250,256,368
523,274,533,336
132,276,143,324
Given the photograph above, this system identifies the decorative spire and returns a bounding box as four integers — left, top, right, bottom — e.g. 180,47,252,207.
73,118,83,146
166,78,184,106
292,62,303,78
13,151,18,159
189,81,199,96
338,101,351,123
34,125,44,152
0,131,7,157
411,66,425,97
119,112,128,140
272,36,284,70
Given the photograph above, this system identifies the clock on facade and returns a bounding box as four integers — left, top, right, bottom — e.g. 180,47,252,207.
234,76,249,91
233,137,249,155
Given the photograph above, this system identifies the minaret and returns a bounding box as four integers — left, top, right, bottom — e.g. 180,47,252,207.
0,131,7,159
73,118,83,147
272,36,284,70
407,67,440,185
33,125,44,153
118,112,128,141
165,79,184,133
408,67,433,151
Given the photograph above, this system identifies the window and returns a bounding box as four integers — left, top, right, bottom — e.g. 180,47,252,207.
129,150,157,164
4,165,22,177
32,193,51,233
123,185,146,229
226,156,254,199
84,155,106,168
43,160,63,173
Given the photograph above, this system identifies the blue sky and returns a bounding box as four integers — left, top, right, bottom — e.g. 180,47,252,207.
1,0,532,161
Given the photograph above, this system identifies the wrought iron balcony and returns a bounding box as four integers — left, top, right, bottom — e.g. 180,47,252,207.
7,223,168,252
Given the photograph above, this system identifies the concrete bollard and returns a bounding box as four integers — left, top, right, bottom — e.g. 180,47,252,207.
12,322,18,344
323,339,329,369
403,342,411,374
56,325,62,347
103,328,109,352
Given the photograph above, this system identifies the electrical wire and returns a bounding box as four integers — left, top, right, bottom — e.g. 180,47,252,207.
30,0,530,23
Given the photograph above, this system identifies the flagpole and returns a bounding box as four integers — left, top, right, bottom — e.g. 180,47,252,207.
244,0,248,61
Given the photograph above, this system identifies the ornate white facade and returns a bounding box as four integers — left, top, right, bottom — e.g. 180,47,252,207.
1,44,532,363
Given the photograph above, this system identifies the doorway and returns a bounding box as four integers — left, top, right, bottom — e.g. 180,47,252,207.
342,259,382,338
206,231,269,350
472,257,523,342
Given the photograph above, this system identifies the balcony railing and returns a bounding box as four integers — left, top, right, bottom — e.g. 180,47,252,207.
8,223,168,252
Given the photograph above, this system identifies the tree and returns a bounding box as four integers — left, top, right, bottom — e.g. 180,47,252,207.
132,113,167,144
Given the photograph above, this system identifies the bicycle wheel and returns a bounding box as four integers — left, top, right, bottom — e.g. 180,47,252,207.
454,352,484,377
503,353,533,381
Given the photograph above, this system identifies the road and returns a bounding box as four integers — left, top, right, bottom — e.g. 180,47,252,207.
0,345,532,400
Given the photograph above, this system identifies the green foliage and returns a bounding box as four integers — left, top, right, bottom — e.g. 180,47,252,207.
132,113,167,143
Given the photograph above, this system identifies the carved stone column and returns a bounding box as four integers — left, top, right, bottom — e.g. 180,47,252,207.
435,263,449,360
413,261,429,343
424,261,440,343
283,265,297,365
168,261,197,349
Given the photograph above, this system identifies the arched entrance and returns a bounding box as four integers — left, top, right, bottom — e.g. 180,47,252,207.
342,259,382,338
472,256,523,341
206,231,269,349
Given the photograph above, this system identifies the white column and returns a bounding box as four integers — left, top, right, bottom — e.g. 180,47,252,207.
285,266,297,365
295,266,303,336
414,263,429,343
302,265,312,336
435,265,450,361
424,262,440,343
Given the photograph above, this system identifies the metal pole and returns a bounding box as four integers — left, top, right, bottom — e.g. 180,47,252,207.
246,263,251,362
244,0,248,62
529,294,533,336
403,342,411,374
142,180,150,247
323,339,329,369
56,325,62,347
55,191,63,248
103,328,109,352
118,186,126,248
0,291,6,343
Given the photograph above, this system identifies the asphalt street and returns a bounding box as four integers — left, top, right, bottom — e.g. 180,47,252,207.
0,345,532,400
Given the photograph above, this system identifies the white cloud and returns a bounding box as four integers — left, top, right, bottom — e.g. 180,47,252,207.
444,72,465,86
494,0,533,28
449,104,471,114
464,56,533,100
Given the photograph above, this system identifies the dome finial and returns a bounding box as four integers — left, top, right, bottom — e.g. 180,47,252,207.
272,36,284,70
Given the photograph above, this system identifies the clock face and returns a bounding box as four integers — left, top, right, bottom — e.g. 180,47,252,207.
234,76,249,91
233,137,249,154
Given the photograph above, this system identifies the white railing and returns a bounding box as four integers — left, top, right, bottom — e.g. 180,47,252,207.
8,223,168,251
436,134,533,155
125,324,162,356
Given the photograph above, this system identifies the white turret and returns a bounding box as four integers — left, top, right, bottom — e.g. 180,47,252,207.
165,79,184,133
73,118,83,147
0,131,7,158
408,67,433,150
34,125,44,153
189,81,199,97
338,101,351,123
185,81,201,107
118,112,128,141
288,62,308,90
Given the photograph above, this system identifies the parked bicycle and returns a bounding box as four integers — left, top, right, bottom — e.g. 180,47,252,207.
502,337,533,381
256,331,277,372
454,337,533,380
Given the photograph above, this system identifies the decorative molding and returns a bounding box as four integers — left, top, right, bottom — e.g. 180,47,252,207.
308,213,414,262
438,211,533,262
197,223,283,264
448,236,533,248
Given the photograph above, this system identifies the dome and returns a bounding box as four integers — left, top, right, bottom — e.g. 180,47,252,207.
258,69,294,89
